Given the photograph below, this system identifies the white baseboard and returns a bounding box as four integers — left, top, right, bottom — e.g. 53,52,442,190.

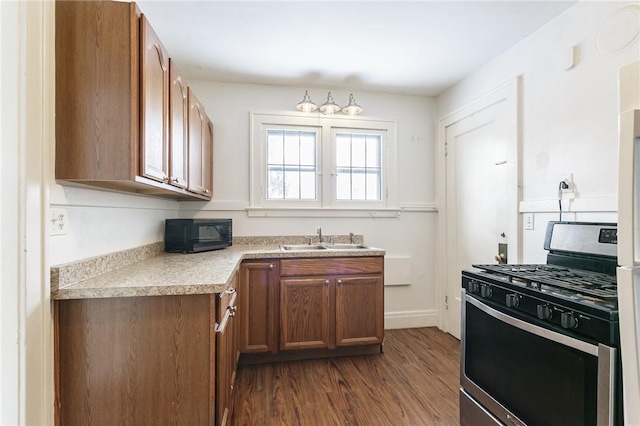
384,309,439,329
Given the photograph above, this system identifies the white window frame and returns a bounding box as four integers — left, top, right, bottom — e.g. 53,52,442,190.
250,112,398,216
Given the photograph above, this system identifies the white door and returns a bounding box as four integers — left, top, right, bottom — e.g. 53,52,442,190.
439,80,520,339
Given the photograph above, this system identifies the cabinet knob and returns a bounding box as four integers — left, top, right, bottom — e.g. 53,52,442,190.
325,280,330,285
337,279,342,284
204,189,210,194
171,177,179,183
269,264,274,270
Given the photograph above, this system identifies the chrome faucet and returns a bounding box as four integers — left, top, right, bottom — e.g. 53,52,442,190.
317,226,322,243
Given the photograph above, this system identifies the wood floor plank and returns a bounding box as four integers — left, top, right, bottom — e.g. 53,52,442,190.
231,327,460,426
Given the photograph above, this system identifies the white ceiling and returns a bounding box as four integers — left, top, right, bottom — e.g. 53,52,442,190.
136,1,576,96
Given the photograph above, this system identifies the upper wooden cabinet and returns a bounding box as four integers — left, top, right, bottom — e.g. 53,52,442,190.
188,89,213,197
55,1,212,200
169,60,189,189
140,15,170,183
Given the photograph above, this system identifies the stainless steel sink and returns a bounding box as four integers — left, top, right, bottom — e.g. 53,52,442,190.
280,243,370,251
323,244,370,250
280,244,327,251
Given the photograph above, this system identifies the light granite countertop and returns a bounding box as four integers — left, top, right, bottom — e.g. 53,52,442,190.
51,239,385,300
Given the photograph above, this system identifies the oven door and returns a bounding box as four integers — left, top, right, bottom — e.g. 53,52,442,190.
461,290,617,426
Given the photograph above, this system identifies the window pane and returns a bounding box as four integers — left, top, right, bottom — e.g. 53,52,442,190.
284,169,300,199
284,131,301,165
300,169,316,199
336,134,351,167
351,134,366,167
351,171,366,200
366,136,381,167
336,172,351,200
300,132,315,166
267,130,284,164
366,170,381,200
267,168,284,199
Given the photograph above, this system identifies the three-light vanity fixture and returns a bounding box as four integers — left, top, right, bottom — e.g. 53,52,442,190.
296,91,363,116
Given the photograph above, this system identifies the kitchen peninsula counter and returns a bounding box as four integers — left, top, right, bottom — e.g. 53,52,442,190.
51,238,385,300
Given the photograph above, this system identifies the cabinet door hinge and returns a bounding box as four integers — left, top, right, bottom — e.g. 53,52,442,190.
445,295,449,310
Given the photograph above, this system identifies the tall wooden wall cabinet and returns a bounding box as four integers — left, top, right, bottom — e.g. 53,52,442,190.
55,1,213,200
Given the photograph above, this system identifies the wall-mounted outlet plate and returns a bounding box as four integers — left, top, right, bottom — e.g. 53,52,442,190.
561,173,574,192
50,208,67,236
524,213,534,230
560,173,575,199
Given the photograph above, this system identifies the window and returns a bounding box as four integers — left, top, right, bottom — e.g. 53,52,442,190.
335,131,382,201
266,129,318,200
250,113,397,213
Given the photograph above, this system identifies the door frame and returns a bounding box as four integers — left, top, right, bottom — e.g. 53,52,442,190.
436,78,522,335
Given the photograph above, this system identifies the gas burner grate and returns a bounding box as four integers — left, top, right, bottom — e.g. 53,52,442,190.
472,264,618,301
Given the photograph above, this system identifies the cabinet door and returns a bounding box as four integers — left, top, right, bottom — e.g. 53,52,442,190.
55,295,215,425
203,117,214,196
188,89,207,196
280,278,331,351
140,15,169,183
216,290,236,426
168,59,188,189
238,261,279,353
335,275,384,346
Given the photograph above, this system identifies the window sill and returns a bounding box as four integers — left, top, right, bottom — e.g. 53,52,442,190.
245,204,437,218
246,207,401,218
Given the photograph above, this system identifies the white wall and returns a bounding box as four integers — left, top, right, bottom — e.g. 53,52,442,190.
182,82,439,328
437,1,638,262
49,185,179,266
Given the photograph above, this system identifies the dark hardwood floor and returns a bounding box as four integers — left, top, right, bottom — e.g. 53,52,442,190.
231,327,460,426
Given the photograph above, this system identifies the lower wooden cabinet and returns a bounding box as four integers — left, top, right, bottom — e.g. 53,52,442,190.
280,257,384,351
55,288,241,426
335,275,384,346
55,295,216,426
240,256,384,362
280,277,331,350
238,260,279,354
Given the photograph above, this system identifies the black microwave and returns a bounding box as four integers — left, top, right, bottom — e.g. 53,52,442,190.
165,219,232,253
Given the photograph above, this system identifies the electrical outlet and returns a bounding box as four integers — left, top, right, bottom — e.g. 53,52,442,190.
50,208,67,236
560,173,575,199
524,213,534,230
560,173,574,192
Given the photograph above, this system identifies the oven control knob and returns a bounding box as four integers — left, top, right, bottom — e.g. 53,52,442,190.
561,312,578,329
468,281,480,294
480,285,492,298
536,305,553,320
506,294,520,308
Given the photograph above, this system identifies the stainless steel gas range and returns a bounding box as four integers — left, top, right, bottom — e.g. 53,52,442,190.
460,221,622,426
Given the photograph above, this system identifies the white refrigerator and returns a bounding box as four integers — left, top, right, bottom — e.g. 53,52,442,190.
618,60,640,426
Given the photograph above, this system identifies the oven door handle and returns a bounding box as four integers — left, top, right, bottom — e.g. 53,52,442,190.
464,292,617,426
